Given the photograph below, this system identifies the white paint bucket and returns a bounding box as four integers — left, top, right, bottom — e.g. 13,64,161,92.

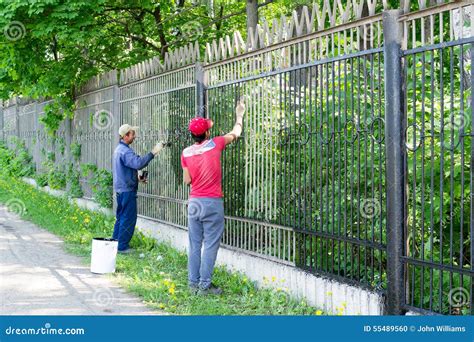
90,238,118,274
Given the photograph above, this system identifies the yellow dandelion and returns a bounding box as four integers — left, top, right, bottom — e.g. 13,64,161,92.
315,310,323,315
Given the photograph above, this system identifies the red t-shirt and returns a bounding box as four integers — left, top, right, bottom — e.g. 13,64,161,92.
181,137,226,198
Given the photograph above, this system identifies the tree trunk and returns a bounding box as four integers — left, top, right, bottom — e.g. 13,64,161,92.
153,5,169,59
208,0,214,18
215,3,224,31
359,1,369,50
246,0,258,35
289,5,310,89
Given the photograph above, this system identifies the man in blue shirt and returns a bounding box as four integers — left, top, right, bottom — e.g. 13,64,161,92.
112,124,165,253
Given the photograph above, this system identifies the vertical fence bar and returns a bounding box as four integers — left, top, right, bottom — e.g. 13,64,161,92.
15,97,20,144
383,9,405,315
64,114,72,192
196,62,206,118
112,79,121,212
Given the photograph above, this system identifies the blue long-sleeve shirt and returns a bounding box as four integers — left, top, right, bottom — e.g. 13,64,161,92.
112,140,154,193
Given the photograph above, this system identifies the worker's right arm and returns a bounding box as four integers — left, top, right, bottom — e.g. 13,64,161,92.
223,101,246,145
121,149,154,170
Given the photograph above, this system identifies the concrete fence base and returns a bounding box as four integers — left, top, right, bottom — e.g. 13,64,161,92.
137,216,385,315
21,177,386,315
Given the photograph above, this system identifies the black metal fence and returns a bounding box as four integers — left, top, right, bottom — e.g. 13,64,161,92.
207,48,387,287
402,33,473,315
0,1,472,315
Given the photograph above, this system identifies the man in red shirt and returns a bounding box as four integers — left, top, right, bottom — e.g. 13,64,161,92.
181,101,245,295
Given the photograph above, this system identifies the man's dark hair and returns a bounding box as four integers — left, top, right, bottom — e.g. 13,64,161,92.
191,132,207,143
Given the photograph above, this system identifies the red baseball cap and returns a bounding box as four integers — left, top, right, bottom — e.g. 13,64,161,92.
188,117,213,135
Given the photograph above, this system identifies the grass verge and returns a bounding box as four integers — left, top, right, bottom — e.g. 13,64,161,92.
0,175,327,315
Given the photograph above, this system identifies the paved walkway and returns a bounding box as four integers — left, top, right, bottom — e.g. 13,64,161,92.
0,206,161,315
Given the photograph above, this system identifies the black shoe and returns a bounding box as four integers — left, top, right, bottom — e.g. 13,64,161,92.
198,284,222,296
118,248,134,254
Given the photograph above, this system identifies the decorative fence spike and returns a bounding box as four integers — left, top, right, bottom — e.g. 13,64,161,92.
84,0,449,84
163,41,200,72
202,0,410,64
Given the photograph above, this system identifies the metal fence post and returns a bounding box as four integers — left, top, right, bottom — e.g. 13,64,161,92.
112,78,121,213
34,101,41,172
383,9,405,315
64,110,73,192
15,96,20,144
195,62,206,118
65,114,72,161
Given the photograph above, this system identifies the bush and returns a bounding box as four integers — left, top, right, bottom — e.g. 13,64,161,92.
0,139,35,177
66,163,83,198
91,168,113,208
35,173,49,187
81,164,113,208
43,161,66,190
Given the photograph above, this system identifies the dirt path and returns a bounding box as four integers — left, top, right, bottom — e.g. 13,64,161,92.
0,206,161,315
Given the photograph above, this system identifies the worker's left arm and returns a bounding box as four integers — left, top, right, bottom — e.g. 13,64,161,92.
181,153,192,185
183,167,191,185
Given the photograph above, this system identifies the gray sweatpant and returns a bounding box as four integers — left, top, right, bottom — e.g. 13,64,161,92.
187,197,225,289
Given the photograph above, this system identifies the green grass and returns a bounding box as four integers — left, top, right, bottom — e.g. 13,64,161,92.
0,174,328,315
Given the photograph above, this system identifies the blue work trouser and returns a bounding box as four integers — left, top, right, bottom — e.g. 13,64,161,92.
112,191,137,251
187,197,225,289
